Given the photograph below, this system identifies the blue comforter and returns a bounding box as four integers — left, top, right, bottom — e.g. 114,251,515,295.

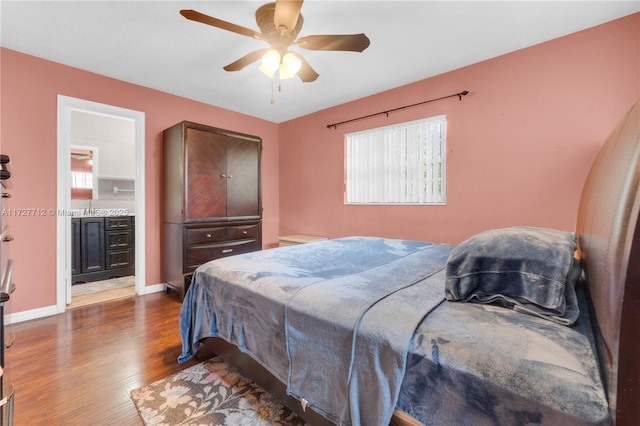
179,236,454,425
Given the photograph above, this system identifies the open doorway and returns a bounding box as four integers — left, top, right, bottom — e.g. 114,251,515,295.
56,96,146,312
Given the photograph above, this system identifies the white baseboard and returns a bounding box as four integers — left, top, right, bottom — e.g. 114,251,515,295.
141,283,166,295
5,304,59,324
6,283,169,324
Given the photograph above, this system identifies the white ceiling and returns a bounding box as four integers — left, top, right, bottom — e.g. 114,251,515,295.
1,1,638,123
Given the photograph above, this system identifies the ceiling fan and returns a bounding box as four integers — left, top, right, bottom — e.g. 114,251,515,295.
180,0,370,83
70,151,92,161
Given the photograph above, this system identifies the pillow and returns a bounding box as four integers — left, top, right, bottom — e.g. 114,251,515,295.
445,226,581,325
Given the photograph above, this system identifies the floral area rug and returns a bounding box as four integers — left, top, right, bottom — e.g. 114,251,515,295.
131,356,309,426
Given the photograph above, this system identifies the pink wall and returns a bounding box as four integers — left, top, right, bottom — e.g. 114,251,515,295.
279,13,640,245
0,48,280,314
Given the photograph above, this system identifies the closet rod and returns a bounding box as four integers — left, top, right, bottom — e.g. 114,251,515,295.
113,186,135,196
326,90,469,129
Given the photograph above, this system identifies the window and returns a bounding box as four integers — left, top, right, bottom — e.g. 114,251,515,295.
345,115,447,204
71,171,93,189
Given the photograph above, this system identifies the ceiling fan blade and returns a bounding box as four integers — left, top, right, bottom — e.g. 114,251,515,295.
223,48,270,72
296,34,370,52
274,0,304,35
180,9,262,40
297,56,319,82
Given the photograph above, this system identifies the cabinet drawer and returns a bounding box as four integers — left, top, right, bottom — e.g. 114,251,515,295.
106,249,132,269
186,226,226,245
185,239,260,273
105,217,131,230
227,224,260,241
106,231,132,249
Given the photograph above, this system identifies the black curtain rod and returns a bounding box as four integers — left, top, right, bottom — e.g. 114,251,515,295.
326,90,469,129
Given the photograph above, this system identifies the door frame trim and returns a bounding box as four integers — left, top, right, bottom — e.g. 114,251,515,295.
56,95,146,311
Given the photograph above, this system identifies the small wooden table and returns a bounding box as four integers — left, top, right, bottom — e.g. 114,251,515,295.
278,234,327,247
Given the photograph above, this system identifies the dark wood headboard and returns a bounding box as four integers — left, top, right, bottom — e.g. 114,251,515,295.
576,99,640,425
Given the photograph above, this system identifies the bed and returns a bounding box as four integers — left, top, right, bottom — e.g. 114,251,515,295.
179,99,640,426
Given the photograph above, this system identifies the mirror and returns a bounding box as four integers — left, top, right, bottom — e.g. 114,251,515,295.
70,145,98,200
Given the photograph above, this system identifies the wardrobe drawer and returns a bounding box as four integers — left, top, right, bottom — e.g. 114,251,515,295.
227,224,260,241
185,239,260,273
186,226,226,246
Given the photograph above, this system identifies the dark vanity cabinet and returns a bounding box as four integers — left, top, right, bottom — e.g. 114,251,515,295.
71,217,81,275
72,216,135,284
80,217,105,274
162,121,262,298
105,217,133,270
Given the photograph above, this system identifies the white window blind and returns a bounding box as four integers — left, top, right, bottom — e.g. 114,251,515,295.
71,171,93,189
345,115,446,204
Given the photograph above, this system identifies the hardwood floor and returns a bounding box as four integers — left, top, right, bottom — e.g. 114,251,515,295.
4,291,204,425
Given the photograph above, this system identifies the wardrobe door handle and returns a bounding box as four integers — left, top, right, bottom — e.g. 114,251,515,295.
220,174,226,178
222,249,233,254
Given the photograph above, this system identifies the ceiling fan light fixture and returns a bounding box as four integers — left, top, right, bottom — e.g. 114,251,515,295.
260,50,300,80
282,52,302,75
277,64,296,80
261,49,281,72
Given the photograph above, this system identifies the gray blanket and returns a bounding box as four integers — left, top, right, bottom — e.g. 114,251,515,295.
179,236,454,426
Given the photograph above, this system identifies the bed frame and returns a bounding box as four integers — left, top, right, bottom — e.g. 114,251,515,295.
575,99,640,425
196,99,640,425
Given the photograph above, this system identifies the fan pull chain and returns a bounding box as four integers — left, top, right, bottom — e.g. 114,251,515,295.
270,79,275,104
270,69,284,104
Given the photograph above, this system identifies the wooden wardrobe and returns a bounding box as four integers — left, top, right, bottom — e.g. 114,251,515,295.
162,121,262,298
